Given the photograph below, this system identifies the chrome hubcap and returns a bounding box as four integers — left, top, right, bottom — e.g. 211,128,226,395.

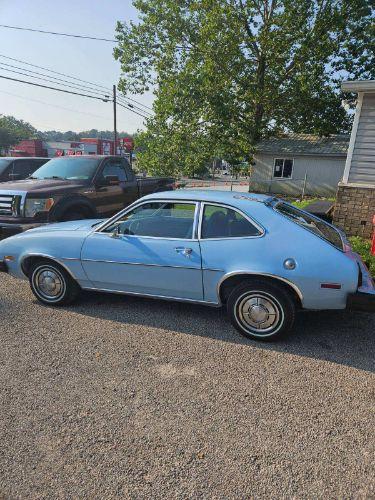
34,267,65,300
237,292,281,334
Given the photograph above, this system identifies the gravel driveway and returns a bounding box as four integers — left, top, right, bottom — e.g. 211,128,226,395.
0,273,374,499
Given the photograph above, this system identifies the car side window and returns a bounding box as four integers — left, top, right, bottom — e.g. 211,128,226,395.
201,204,261,239
103,202,196,239
101,161,128,182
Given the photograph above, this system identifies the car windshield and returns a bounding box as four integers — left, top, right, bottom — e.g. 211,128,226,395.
0,159,11,175
31,157,100,180
275,202,343,251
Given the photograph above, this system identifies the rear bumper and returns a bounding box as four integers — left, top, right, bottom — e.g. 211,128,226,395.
0,222,44,240
347,291,375,312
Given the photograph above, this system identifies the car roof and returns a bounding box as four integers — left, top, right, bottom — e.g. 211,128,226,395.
141,189,275,206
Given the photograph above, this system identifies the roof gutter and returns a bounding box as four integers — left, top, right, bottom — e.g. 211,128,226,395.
341,80,375,93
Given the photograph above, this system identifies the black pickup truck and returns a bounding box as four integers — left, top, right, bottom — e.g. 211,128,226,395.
0,155,174,240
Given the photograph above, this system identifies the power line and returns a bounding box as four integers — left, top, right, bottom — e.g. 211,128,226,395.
0,74,151,120
0,53,154,112
0,74,110,101
0,53,113,93
0,25,189,51
117,96,152,116
0,61,152,114
0,90,109,119
0,61,111,98
0,24,117,42
117,101,149,119
0,64,111,99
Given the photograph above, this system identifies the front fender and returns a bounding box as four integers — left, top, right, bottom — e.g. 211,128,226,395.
0,230,90,285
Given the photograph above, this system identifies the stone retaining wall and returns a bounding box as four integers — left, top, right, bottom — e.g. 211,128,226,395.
333,183,375,239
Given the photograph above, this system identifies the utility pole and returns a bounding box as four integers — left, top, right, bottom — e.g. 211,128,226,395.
113,84,118,156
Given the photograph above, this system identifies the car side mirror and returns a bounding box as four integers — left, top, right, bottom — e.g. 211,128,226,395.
104,175,120,185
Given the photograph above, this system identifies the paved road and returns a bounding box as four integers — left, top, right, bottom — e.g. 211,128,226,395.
0,273,374,499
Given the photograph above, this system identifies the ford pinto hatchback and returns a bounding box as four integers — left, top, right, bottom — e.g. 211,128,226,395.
0,190,374,341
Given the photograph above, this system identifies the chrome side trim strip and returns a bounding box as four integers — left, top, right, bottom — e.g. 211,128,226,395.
216,271,304,304
81,258,201,271
80,286,221,307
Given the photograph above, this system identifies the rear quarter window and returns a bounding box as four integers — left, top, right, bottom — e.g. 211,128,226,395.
274,202,343,251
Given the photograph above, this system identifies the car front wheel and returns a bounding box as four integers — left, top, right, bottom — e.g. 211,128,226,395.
227,279,296,341
29,260,80,306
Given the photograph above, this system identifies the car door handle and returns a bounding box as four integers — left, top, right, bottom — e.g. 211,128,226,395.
174,247,193,258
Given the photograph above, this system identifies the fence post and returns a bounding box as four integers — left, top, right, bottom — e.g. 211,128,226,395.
301,172,308,199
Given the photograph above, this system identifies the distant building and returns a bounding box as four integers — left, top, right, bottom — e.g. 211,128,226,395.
333,80,375,238
10,137,134,158
250,133,349,197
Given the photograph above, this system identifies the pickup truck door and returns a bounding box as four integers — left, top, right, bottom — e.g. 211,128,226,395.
93,158,138,217
81,201,203,301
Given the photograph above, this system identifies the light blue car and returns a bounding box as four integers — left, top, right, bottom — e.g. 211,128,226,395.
1,190,374,340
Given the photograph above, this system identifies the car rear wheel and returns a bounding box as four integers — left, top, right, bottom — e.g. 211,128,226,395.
29,260,80,306
227,279,296,341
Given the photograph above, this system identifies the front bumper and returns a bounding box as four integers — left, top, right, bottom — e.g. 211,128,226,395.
0,222,44,241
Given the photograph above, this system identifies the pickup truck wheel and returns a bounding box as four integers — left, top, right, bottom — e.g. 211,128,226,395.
29,260,80,306
227,280,295,341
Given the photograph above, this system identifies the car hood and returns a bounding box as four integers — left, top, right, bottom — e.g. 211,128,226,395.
25,219,105,234
0,178,88,195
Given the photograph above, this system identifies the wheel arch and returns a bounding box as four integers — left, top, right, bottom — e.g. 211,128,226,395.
21,254,78,280
217,272,303,307
50,195,97,221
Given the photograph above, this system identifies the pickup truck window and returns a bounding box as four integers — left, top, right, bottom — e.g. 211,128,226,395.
31,157,100,180
103,202,196,239
0,159,11,175
101,162,128,182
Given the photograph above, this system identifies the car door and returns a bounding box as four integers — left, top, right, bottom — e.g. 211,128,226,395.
80,200,203,300
93,158,138,216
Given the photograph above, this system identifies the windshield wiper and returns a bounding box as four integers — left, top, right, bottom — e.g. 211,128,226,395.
44,176,65,180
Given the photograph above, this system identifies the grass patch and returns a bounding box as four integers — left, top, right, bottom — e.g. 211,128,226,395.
349,236,375,277
291,197,335,210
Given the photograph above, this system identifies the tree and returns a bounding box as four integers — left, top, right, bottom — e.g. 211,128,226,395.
0,115,37,152
115,0,374,175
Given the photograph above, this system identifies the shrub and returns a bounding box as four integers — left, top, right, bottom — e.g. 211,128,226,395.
349,236,375,277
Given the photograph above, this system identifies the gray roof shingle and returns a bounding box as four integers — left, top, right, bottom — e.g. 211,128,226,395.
257,133,349,156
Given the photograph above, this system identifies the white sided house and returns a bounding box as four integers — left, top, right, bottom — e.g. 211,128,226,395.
333,80,375,239
250,134,349,197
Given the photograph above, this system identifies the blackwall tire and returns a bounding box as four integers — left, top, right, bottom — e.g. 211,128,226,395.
29,260,80,306
227,279,296,341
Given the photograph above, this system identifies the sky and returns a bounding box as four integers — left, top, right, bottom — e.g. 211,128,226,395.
0,0,153,133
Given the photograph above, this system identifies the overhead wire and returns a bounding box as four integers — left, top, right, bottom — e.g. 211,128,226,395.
0,53,154,112
0,24,117,42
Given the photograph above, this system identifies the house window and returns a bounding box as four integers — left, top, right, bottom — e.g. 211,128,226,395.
273,158,294,179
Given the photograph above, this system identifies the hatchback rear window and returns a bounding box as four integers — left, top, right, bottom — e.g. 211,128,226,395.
275,202,343,251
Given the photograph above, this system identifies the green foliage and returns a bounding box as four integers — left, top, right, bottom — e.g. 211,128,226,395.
39,129,132,141
0,115,37,150
114,0,374,175
349,237,375,277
